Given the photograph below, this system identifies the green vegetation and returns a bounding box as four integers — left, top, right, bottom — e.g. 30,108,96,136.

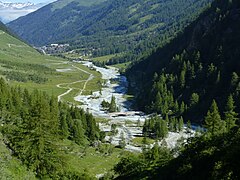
113,1,240,178
114,92,240,179
143,114,186,139
132,137,155,146
101,95,118,112
0,30,102,105
114,125,240,179
0,133,36,179
1,0,240,179
127,0,240,123
92,54,117,62
52,0,106,11
8,0,211,60
204,100,226,136
0,78,101,178
111,62,131,73
57,141,121,177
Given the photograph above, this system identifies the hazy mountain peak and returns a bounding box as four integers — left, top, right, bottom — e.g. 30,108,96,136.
0,1,47,23
0,1,35,9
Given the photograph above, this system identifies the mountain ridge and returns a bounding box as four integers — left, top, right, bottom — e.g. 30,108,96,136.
126,0,240,122
8,0,211,57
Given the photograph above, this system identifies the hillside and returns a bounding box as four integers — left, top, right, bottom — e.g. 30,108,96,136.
127,0,240,122
0,21,16,37
8,0,211,57
0,21,104,105
0,23,124,179
112,1,240,178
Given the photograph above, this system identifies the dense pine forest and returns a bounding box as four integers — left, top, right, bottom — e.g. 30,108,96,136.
113,1,240,178
1,0,240,179
127,0,240,123
0,78,100,178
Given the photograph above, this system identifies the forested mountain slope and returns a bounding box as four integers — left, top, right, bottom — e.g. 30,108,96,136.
114,124,240,180
127,0,240,122
0,24,102,179
8,0,211,57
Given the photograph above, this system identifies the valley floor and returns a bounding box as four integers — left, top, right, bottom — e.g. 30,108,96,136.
56,60,196,153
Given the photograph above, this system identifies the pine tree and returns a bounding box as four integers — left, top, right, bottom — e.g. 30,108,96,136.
178,116,184,132
205,100,226,136
224,95,238,131
189,93,199,107
155,118,161,138
154,92,162,113
119,132,126,149
9,91,64,178
179,101,185,115
165,114,169,127
169,118,174,132
59,110,69,138
151,143,159,161
231,72,239,87
86,113,98,141
160,120,168,138
72,120,86,145
173,117,178,132
109,95,117,112
173,101,179,115
179,62,186,88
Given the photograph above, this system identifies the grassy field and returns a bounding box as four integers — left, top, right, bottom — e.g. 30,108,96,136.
92,54,117,62
0,30,102,105
111,62,131,72
59,139,122,177
132,137,155,146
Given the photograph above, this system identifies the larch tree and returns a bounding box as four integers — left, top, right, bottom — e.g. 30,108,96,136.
204,100,225,136
224,94,238,131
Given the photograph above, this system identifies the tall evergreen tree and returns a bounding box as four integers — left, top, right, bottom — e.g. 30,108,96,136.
72,120,86,145
160,120,168,138
59,110,69,139
109,95,117,112
224,95,238,131
178,117,184,132
204,100,225,136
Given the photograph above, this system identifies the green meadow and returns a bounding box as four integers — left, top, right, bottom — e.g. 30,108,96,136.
0,30,102,105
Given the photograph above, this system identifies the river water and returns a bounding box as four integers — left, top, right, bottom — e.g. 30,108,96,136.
73,61,196,152
74,61,146,122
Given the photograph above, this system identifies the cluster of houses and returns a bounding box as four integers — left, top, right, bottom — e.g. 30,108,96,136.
38,43,70,54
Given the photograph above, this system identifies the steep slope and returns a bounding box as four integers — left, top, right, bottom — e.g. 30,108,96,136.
0,26,104,179
7,0,108,46
8,0,211,57
114,125,240,180
0,133,36,179
0,21,15,36
127,0,240,122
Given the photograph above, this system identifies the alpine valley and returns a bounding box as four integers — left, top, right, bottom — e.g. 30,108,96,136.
0,0,240,179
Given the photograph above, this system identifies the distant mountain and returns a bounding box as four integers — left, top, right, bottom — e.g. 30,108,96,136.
0,1,46,23
126,0,240,122
8,0,211,56
0,1,34,9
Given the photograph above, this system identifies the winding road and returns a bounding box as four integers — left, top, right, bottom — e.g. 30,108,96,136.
56,64,95,102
